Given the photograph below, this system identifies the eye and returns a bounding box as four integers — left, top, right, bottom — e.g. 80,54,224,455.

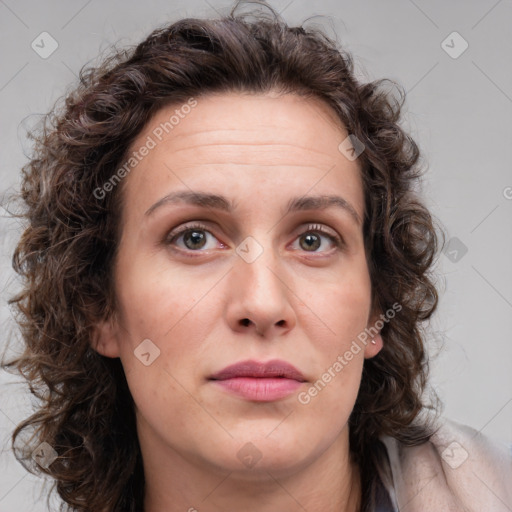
165,223,224,251
165,222,342,254
292,224,342,253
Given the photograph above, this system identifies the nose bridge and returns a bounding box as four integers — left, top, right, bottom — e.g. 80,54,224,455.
227,235,295,336
236,237,284,306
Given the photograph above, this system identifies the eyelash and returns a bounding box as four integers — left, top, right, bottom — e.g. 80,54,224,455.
165,222,343,253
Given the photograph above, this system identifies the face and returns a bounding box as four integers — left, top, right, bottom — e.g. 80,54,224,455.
93,91,383,479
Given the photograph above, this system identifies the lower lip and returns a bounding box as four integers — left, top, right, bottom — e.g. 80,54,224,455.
211,377,303,401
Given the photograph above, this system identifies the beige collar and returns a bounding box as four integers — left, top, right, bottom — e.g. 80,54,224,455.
380,418,512,511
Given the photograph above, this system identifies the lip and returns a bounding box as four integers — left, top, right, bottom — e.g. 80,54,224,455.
209,359,306,402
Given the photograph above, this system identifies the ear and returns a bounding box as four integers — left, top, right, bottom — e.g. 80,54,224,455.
363,309,384,359
90,314,121,358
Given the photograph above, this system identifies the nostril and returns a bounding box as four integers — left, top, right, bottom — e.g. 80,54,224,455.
240,318,251,327
276,320,285,327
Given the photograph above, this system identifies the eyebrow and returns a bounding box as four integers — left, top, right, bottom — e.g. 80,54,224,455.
145,190,362,225
284,194,361,225
145,191,235,216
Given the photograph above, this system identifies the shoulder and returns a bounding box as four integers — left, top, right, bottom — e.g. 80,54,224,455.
379,417,512,512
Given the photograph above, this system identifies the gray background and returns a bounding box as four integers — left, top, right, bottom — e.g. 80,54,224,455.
0,0,511,510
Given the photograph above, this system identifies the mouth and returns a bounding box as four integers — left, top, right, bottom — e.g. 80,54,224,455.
208,359,306,402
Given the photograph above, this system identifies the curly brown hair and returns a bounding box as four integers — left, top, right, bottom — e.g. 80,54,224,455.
2,2,442,511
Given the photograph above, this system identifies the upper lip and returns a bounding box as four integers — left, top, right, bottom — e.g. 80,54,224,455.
209,359,306,382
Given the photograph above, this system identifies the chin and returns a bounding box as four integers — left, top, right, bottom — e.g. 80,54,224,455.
200,429,319,479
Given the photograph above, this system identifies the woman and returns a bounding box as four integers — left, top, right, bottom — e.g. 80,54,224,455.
3,2,511,511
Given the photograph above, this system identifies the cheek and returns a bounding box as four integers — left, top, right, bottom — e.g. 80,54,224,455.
298,262,371,401
114,253,210,341
113,253,225,401
336,280,372,341
300,261,372,349
115,262,219,434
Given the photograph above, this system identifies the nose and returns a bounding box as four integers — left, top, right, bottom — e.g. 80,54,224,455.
225,244,297,339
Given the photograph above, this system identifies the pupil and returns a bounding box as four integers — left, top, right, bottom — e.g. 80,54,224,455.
301,233,320,251
185,230,206,249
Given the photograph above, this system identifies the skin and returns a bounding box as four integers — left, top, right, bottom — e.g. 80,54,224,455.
93,91,383,512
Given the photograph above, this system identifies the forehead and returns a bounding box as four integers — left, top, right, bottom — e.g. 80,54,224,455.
119,91,364,222
129,91,353,165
